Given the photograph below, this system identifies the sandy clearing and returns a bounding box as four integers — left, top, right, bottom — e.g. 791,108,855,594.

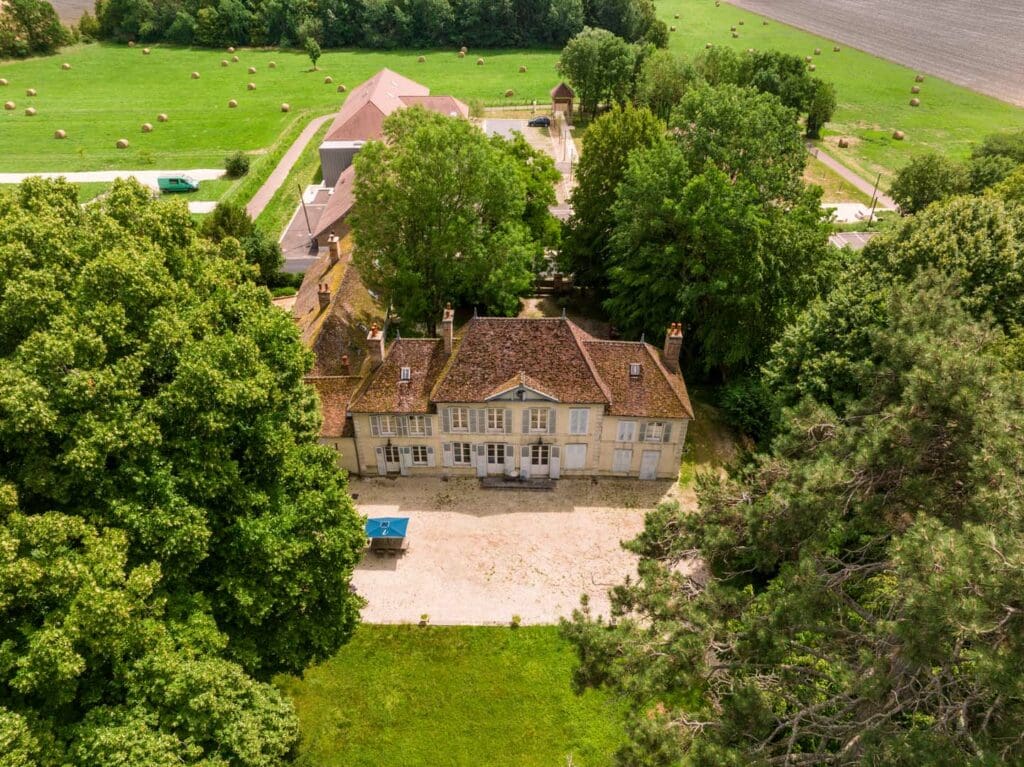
350,476,690,625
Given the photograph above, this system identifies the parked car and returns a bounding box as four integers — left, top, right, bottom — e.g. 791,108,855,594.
157,175,200,193
527,115,551,128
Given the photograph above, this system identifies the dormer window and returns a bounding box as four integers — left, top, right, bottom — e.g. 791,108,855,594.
629,362,642,377
400,366,411,381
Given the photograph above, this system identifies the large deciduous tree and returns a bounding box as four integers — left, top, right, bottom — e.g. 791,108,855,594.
351,107,538,331
0,178,366,764
557,26,638,118
564,275,1024,766
889,152,971,214
635,48,697,121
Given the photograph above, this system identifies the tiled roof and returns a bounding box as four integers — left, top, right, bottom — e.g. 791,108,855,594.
324,68,429,142
350,339,449,414
306,376,364,437
550,82,574,99
485,371,557,401
312,165,356,241
431,318,609,405
399,95,469,118
583,340,694,419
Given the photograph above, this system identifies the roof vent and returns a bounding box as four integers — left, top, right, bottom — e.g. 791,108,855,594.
400,366,411,382
629,362,642,377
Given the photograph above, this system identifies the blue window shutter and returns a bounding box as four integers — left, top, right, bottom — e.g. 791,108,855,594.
662,423,672,443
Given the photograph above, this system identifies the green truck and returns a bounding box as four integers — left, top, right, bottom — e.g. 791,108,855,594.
157,175,200,193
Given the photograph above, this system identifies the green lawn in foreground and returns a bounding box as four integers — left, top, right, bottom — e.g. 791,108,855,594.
657,0,1024,184
0,43,561,173
276,625,624,767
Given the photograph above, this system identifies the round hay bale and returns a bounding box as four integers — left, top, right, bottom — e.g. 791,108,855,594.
460,45,468,53
804,55,812,62
504,88,514,97
738,19,744,25
324,75,333,84
116,138,129,148
247,82,256,90
808,64,816,71
26,88,36,97
268,61,276,68
731,31,739,38
221,59,229,67
476,57,484,65
231,55,239,63
715,0,720,6
228,99,238,108
141,122,153,132
911,85,921,94
458,50,466,58
814,47,821,55
833,46,841,52
142,47,150,55
762,19,768,25
909,98,920,107
673,13,679,18
157,113,168,122
24,107,36,116
915,74,925,83
837,138,849,148
0,78,7,86
128,40,135,47
247,66,256,74
670,25,676,31
227,46,235,53
705,42,713,48
3,101,14,110
417,55,426,62
337,84,346,92
281,102,290,112
518,65,527,73
892,130,905,141
191,71,200,79
61,62,71,70
54,129,66,139
730,25,736,31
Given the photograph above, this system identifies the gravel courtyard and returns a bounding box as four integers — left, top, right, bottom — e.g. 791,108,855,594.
350,476,692,625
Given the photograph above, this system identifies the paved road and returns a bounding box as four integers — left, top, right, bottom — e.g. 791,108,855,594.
0,169,223,185
246,113,333,220
809,145,896,209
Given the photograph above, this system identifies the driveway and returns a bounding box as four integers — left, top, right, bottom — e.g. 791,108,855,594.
350,476,693,625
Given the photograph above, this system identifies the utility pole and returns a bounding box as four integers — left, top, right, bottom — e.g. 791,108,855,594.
867,172,881,228
298,183,312,235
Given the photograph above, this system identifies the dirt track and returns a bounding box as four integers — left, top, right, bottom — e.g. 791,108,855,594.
728,0,1024,107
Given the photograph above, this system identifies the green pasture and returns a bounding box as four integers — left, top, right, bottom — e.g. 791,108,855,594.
276,624,624,767
658,0,1024,183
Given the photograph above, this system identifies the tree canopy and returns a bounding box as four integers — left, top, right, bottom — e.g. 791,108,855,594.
0,178,365,764
557,27,639,119
0,0,68,57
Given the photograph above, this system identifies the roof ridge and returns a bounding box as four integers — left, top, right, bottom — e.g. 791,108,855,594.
566,319,613,405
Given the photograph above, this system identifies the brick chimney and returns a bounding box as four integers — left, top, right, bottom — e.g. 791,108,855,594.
442,303,455,355
327,234,341,264
662,323,683,374
367,323,385,368
340,354,349,374
317,283,331,312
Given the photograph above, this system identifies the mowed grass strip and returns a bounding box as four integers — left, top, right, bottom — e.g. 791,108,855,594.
0,44,560,173
658,0,1024,183
276,625,625,767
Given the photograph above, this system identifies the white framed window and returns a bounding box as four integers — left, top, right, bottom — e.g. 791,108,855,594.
400,366,411,381
407,415,426,436
411,445,429,465
568,408,589,435
452,442,472,465
379,415,398,436
486,407,505,432
450,407,469,432
629,362,641,377
487,443,506,464
645,422,665,442
616,420,636,442
529,407,549,433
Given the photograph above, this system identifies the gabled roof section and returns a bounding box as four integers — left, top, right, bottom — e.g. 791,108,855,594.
550,82,574,99
306,375,364,437
324,68,430,142
484,371,559,402
349,339,449,414
312,164,357,240
583,340,694,419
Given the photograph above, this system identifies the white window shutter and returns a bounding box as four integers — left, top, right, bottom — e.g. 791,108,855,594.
398,416,409,436
426,446,436,467
374,446,386,475
548,408,556,434
550,445,561,479
522,409,530,433
638,423,648,442
370,415,380,437
441,408,450,433
579,409,589,434
425,416,433,436
520,445,530,479
505,443,515,472
504,408,512,434
442,443,453,467
662,423,672,443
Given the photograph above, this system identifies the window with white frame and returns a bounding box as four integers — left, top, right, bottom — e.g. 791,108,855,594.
616,420,637,442
569,408,589,435
645,422,665,442
486,407,505,432
452,442,472,465
400,366,411,381
529,407,549,433
486,443,506,464
378,415,398,436
450,407,469,432
411,445,429,465
407,415,426,436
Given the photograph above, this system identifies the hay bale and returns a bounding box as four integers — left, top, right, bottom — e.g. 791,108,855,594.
61,62,71,70
26,88,36,97
221,59,229,67
476,57,484,65
705,42,713,48
715,1,720,6
738,19,744,25
281,103,290,112
0,78,7,86
837,138,849,148
54,129,66,139
670,25,676,31
324,75,333,84
3,101,14,110
911,85,921,94
337,84,346,92
518,65,527,73
674,13,679,18
116,138,129,148
142,47,150,55
228,99,238,108
157,113,168,122
458,50,466,58
460,46,468,53
892,130,905,141
227,46,235,53
762,19,768,25
247,82,256,90
231,55,239,62
814,47,821,55
504,88,514,97
417,55,426,62
808,64,816,71
268,61,276,68
833,46,841,52
909,98,920,107
730,25,736,31
805,55,812,62
247,66,256,74
731,31,739,38
141,122,153,132
128,40,135,47
915,74,925,83
24,107,36,116
191,71,200,79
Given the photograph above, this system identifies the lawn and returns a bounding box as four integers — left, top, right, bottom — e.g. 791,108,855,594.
802,155,872,205
658,0,1024,184
276,625,625,767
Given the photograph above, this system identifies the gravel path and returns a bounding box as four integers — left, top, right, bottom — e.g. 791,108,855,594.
728,0,1024,106
245,113,333,219
809,145,896,209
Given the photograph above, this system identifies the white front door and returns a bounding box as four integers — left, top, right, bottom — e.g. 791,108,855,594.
529,444,550,477
639,450,660,480
486,443,507,475
564,444,587,470
612,448,633,474
384,445,401,474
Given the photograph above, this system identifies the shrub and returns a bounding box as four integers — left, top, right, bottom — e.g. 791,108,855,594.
510,614,522,628
889,152,969,214
719,375,776,443
224,150,250,178
467,98,485,118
